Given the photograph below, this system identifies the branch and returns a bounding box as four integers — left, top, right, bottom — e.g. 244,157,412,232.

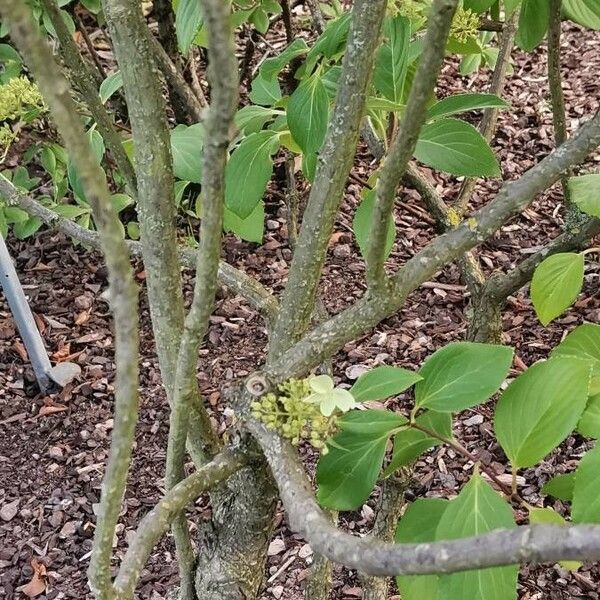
366,0,459,288
0,3,140,598
548,0,571,204
113,449,248,600
267,110,600,380
268,0,387,357
165,0,238,595
454,10,518,215
39,0,137,196
0,176,279,321
147,31,206,122
247,418,600,576
100,0,221,487
482,216,600,303
305,0,325,34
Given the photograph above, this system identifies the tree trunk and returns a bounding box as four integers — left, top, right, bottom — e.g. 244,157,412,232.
194,460,277,599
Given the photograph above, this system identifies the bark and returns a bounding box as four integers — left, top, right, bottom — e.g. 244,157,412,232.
361,475,410,600
247,418,600,576
0,4,139,599
268,0,387,357
366,0,458,288
267,110,600,380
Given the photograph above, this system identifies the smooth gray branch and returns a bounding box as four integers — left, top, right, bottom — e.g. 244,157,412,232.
248,418,600,576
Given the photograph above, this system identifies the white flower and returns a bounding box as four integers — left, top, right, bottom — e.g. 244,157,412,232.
305,374,357,417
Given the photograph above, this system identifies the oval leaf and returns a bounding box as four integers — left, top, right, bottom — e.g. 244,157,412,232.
427,93,508,121
287,73,329,154
516,0,549,51
225,131,279,219
530,252,585,326
395,498,448,600
572,443,600,524
436,474,518,600
99,70,123,104
316,410,406,510
350,366,422,402
542,472,575,501
171,123,205,184
494,357,592,468
568,173,600,217
563,0,600,29
415,118,500,177
415,342,513,412
353,189,395,261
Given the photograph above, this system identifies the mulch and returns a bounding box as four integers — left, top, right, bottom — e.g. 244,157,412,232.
1,13,599,600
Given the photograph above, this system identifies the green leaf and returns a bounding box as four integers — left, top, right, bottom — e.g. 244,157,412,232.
234,105,278,135
464,0,498,12
415,342,513,412
427,93,508,121
551,323,600,378
249,73,282,106
384,411,451,475
99,70,123,104
175,0,203,53
516,0,549,50
373,15,410,104
53,204,90,219
225,131,279,219
352,189,395,261
572,443,600,523
436,474,518,600
170,123,204,184
223,201,264,243
110,193,134,214
316,411,406,510
261,38,308,79
249,7,269,33
395,498,448,600
542,472,575,501
3,207,28,224
567,173,600,217
562,0,600,29
350,366,422,402
530,252,585,325
302,152,317,182
287,73,329,154
494,357,592,468
459,53,483,75
504,0,522,16
578,394,600,438
415,118,500,177
13,217,43,239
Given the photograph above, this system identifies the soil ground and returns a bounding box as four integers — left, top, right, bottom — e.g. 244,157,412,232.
1,13,599,600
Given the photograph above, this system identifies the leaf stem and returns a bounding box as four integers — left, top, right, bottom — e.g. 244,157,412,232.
410,422,526,506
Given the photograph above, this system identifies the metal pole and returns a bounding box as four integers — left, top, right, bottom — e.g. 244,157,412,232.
0,234,81,392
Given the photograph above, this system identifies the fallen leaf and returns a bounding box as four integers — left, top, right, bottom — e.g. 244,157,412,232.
267,538,285,556
33,313,46,334
37,404,68,417
74,311,90,325
52,343,71,362
13,341,28,361
16,559,46,597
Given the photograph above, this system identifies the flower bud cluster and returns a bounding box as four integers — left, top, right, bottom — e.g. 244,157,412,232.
251,378,337,451
450,7,480,44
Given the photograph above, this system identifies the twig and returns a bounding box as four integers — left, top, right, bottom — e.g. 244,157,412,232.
548,0,571,204
0,174,279,322
365,0,459,289
73,10,107,81
268,0,388,358
247,416,600,577
113,450,247,600
39,0,137,197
